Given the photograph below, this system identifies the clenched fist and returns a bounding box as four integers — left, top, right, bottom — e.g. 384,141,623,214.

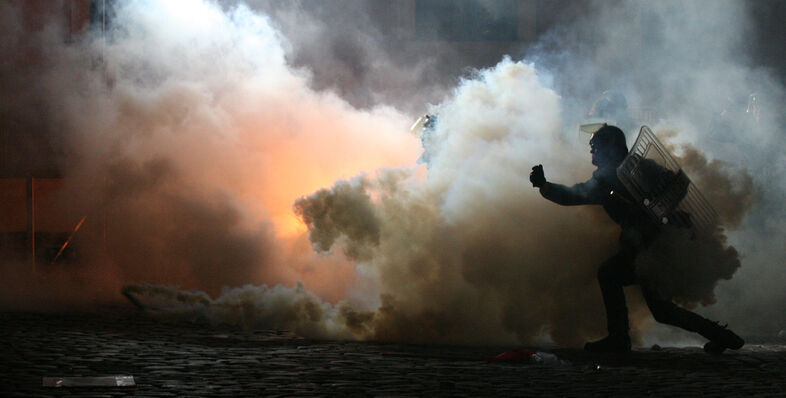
530,164,546,188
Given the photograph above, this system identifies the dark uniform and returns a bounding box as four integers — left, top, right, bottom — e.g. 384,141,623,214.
531,124,743,353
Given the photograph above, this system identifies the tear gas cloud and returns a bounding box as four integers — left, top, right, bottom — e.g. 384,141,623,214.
2,0,784,345
1,0,419,305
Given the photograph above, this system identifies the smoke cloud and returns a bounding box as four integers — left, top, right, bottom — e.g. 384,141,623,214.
2,0,784,345
289,59,752,345
0,0,418,306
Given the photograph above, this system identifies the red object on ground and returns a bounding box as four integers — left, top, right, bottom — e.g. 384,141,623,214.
485,349,536,363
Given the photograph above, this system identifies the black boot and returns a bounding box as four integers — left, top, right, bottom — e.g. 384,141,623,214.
700,322,744,354
584,333,631,353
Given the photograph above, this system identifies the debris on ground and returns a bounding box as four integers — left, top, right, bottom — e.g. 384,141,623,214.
486,349,570,366
42,376,136,388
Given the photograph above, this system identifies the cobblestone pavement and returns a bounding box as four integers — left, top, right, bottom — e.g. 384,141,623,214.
1,307,785,397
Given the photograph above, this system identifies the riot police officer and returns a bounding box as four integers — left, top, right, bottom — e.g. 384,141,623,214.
530,124,744,354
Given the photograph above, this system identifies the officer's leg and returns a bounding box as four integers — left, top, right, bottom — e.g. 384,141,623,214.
642,287,744,353
642,288,708,332
586,249,636,352
597,250,637,335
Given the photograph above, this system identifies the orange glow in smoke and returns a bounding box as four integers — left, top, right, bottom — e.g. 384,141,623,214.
213,100,422,301
232,97,422,239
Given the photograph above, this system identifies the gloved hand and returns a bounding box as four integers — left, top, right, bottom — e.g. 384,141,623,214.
530,165,546,188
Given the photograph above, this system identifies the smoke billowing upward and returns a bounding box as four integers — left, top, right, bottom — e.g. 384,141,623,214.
2,0,784,345
1,0,418,305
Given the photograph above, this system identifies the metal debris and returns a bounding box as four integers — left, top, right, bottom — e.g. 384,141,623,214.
51,215,87,264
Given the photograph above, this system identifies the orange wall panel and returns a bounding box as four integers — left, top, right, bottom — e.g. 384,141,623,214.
0,179,26,232
34,178,74,233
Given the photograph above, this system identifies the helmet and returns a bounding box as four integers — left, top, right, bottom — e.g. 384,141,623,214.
589,124,628,167
590,124,628,157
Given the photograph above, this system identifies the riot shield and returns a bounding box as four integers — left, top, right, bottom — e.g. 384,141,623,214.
617,126,719,237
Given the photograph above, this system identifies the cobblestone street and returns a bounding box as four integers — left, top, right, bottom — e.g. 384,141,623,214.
2,307,784,397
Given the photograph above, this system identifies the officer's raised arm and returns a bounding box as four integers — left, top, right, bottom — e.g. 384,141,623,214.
530,164,595,206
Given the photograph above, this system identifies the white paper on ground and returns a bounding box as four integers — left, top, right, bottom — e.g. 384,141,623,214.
42,375,135,387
